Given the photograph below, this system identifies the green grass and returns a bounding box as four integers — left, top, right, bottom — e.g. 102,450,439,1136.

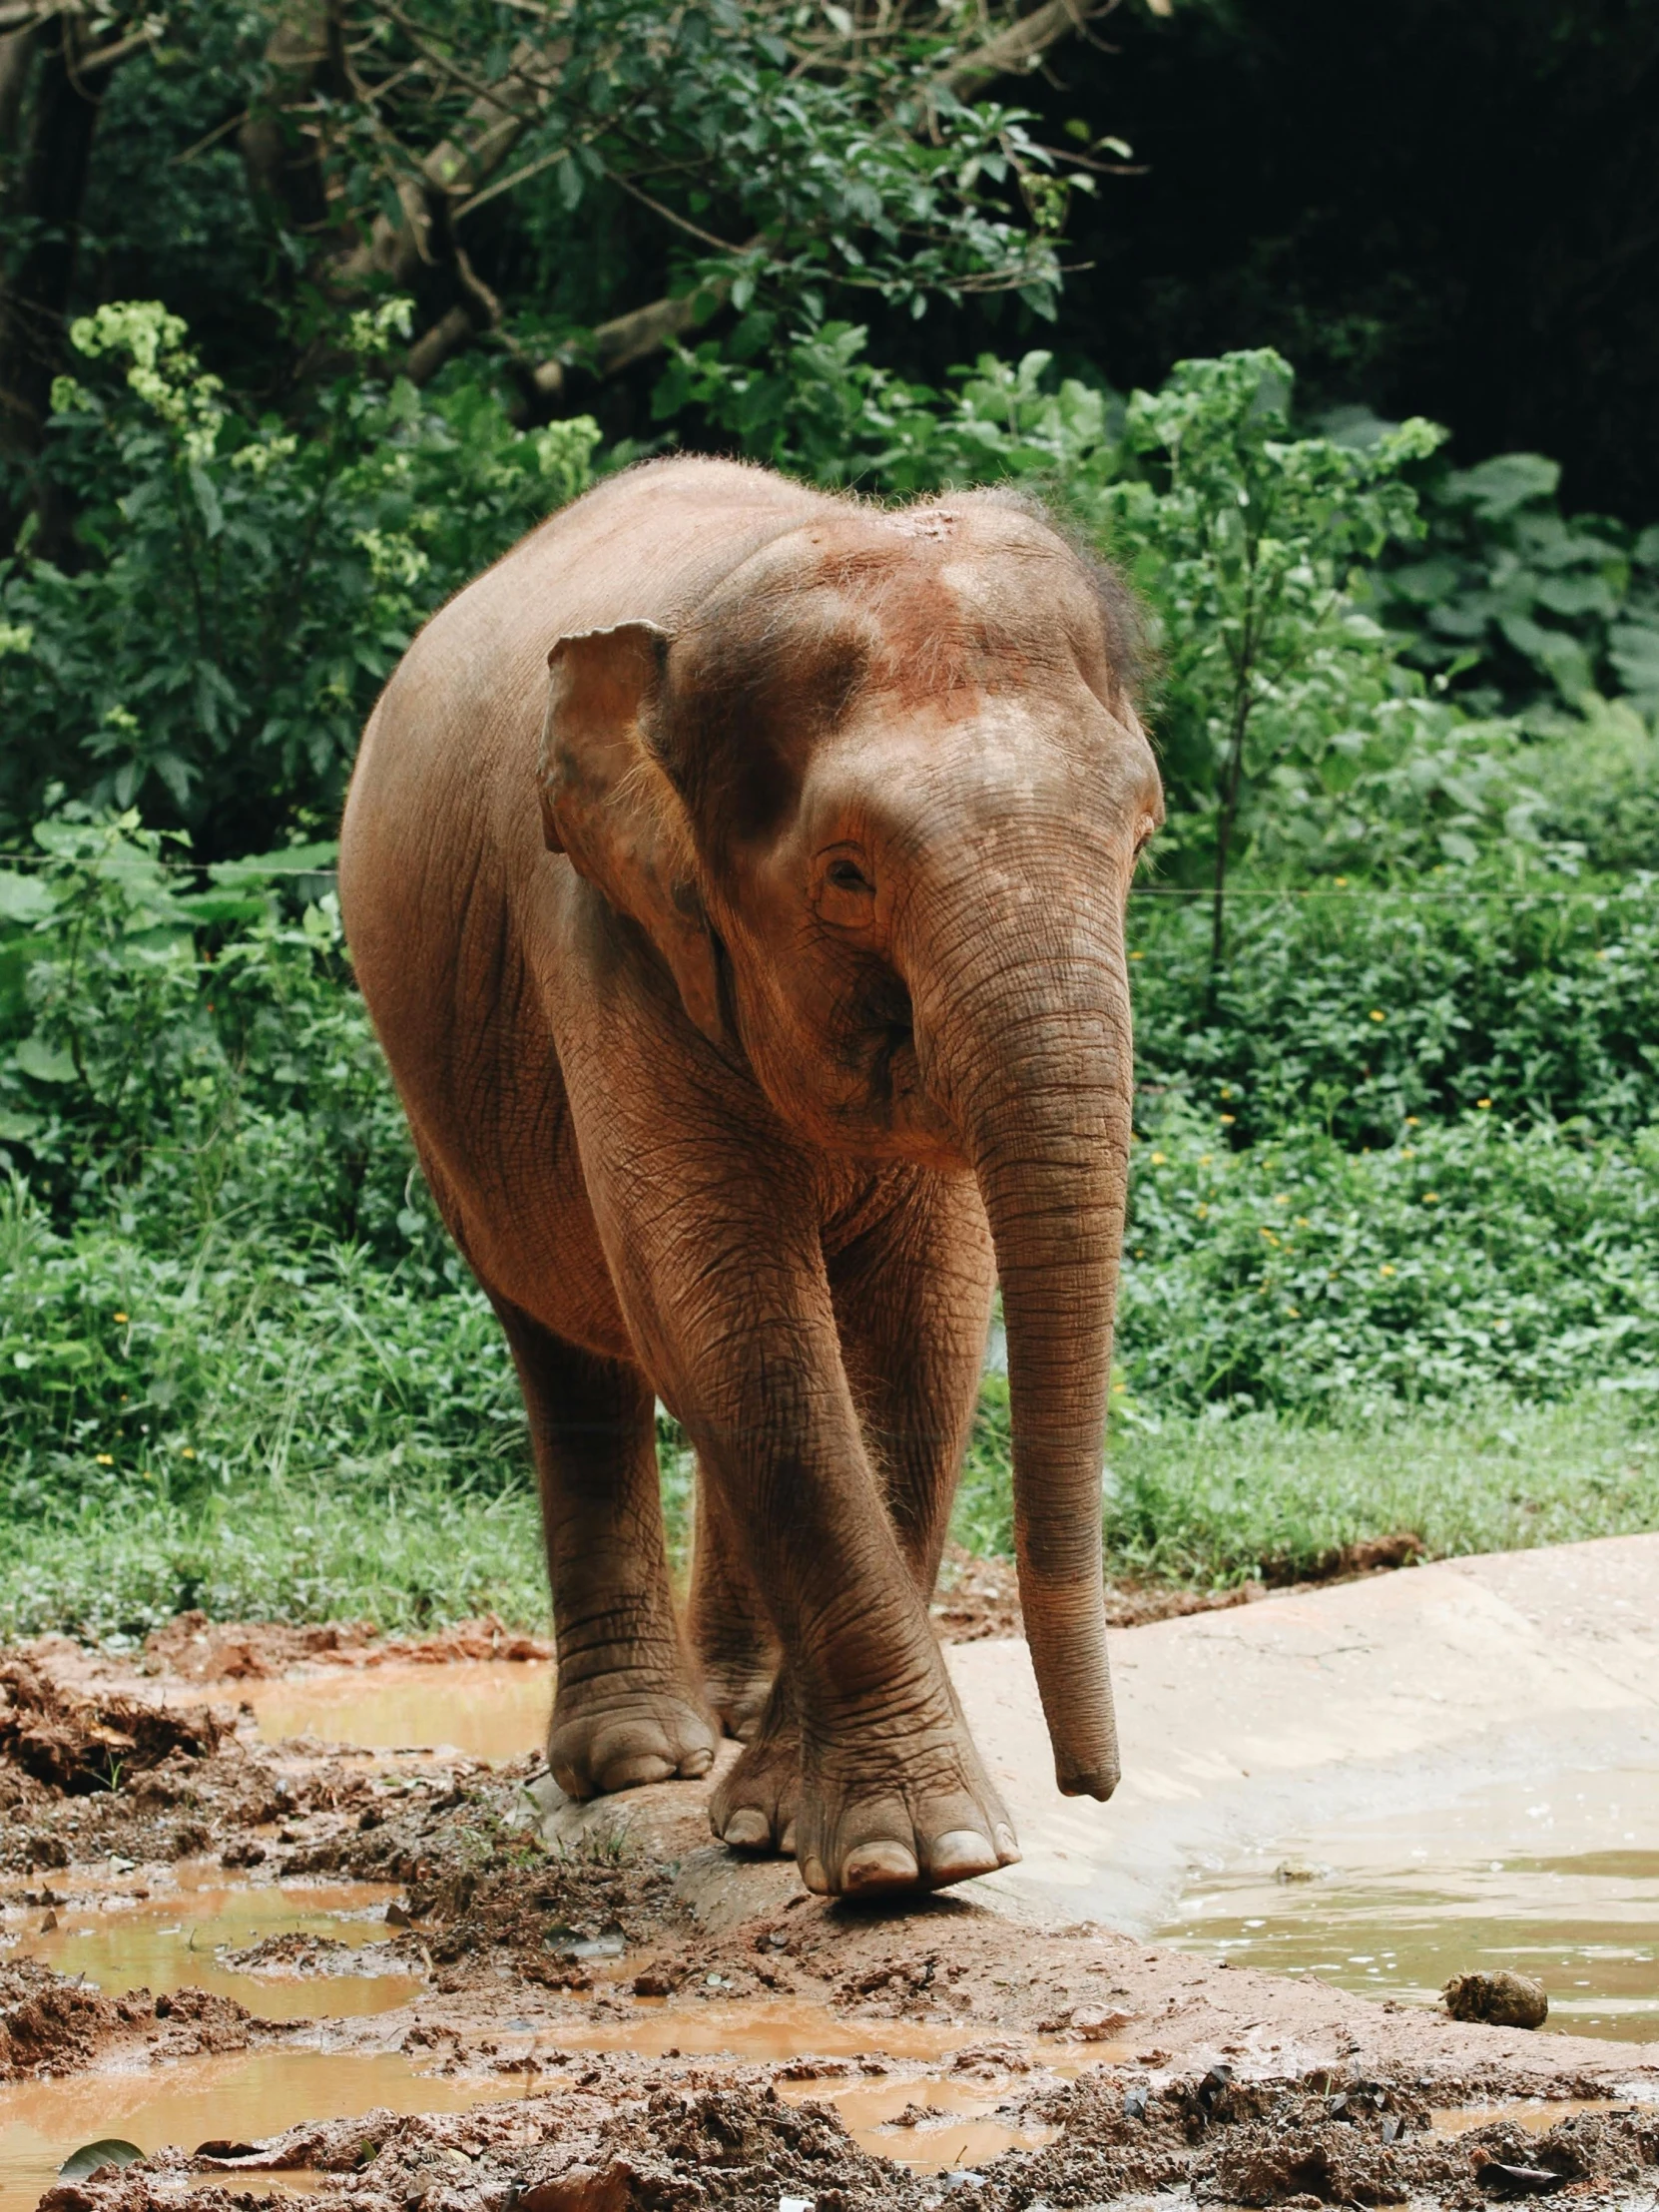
957,1378,1659,1586
3,1381,1654,1645
0,1464,547,1644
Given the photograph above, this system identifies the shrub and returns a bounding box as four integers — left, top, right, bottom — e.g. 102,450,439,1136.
0,303,600,851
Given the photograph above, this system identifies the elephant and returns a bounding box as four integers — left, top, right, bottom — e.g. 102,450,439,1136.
338,455,1162,1899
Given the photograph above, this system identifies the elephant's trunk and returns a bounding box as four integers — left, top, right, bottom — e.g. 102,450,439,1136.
917,905,1133,1800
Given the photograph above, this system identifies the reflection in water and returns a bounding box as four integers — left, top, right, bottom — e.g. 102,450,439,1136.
1160,1765,1659,2041
236,1660,554,1765
1,1868,419,2023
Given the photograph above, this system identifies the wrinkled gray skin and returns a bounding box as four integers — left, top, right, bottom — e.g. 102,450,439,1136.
339,456,1162,1898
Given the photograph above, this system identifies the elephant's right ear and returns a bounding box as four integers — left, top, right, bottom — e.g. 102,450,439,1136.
540,621,724,1046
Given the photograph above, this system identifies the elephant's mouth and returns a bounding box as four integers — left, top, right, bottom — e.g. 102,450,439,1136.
820,964,954,1157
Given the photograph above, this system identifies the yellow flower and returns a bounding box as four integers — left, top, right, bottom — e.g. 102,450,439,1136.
95,1452,114,1465
1401,1146,1415,1158
1219,1112,1236,1125
1404,1115,1419,1126
1196,1203,1210,1217
1287,1307,1301,1318
1369,1009,1385,1023
1112,1381,1127,1392
1130,950,1145,960
1422,1192,1439,1205
1335,875,1349,886
1380,1263,1395,1276
1296,1215,1310,1227
181,1446,197,1459
1274,1192,1290,1205
113,1312,129,1324
1150,1151,1167,1164
1199,1154,1213,1167
1476,1097,1492,1109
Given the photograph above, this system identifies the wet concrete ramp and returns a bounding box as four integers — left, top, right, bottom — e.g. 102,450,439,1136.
952,1532,1659,1939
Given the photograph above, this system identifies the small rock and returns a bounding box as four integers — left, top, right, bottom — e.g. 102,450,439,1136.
1443,1969,1548,2029
384,1901,413,1928
1275,1859,1324,1884
1069,2004,1132,2040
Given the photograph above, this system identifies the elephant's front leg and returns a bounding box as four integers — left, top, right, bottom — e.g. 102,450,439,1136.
614,1183,1014,1898
710,1168,1001,1861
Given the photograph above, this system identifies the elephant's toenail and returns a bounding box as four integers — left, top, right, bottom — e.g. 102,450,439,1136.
842,1842,920,1894
801,1856,830,1895
779,1819,797,1856
680,1746,714,1778
723,1808,771,1850
925,1830,999,1886
994,1824,1021,1863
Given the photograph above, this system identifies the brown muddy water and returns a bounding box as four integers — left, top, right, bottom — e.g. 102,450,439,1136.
4,1663,1655,2208
0,1940,1074,2212
233,1660,553,1763
1161,1764,1659,2040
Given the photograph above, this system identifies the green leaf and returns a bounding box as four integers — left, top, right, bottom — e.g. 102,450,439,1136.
59,2143,144,2181
13,1036,78,1084
0,870,54,926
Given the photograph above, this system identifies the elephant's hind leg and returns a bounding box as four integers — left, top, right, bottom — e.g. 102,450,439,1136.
493,1299,718,1798
687,1472,780,1744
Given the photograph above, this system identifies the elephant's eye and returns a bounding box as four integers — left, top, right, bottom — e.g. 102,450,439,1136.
827,857,873,894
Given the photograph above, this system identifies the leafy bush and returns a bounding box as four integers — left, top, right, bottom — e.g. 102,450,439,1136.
0,814,525,1525
1118,1102,1659,1415
1128,882,1659,1145
0,303,600,850
1372,448,1659,720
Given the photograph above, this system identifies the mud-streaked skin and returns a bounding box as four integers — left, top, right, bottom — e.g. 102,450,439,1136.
339,456,1163,1898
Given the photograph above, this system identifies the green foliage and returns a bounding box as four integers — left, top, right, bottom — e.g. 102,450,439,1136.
1128,883,1659,1145
1119,1102,1659,1416
673,328,1553,897
1,303,600,847
1373,448,1659,721
0,815,528,1526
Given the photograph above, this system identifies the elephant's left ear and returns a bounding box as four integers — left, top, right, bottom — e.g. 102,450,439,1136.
540,621,724,1046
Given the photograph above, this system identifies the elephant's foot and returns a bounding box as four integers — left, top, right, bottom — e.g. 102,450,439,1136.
548,1670,719,1800
793,1702,1021,1898
709,1679,800,1854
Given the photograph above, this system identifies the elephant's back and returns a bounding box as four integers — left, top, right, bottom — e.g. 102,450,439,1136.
337,457,830,1316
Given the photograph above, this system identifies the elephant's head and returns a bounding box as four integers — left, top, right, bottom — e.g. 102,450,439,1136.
540,489,1161,1801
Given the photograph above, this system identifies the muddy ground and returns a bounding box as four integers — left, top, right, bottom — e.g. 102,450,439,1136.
2,1600,1656,2212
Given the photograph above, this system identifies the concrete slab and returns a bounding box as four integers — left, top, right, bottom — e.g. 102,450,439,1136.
948,1532,1659,1935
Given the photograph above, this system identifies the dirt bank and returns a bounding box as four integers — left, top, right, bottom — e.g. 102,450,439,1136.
1,1625,1654,2212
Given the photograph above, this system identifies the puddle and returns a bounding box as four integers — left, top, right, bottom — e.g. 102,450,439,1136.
0,2049,539,2212
234,1661,553,1765
781,2075,1060,2171
1431,2098,1630,2136
0,1983,1097,2208
1,1868,419,2022
1160,1764,1659,2040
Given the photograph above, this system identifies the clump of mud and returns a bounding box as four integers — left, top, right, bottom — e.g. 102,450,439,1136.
0,1956,265,2081
1443,1971,1549,2030
0,1661,224,1798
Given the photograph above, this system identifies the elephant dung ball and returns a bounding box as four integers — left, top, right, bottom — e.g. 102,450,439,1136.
1442,1969,1548,2029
